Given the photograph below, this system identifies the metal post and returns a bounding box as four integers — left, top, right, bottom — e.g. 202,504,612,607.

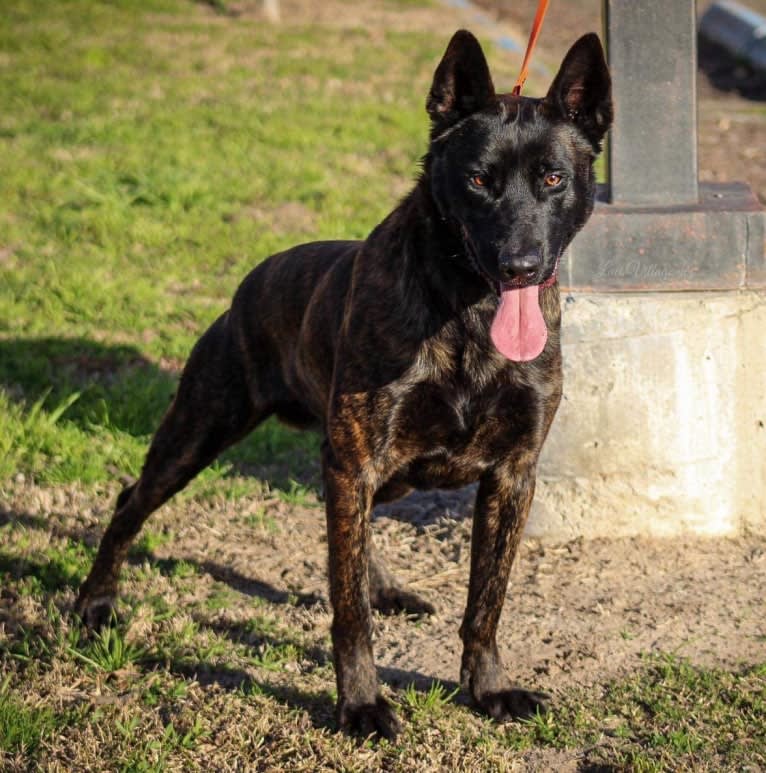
603,1,699,205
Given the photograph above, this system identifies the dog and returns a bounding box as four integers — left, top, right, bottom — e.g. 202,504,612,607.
76,30,612,739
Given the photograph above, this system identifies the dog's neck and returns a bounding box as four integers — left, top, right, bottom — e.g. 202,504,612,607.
398,174,494,312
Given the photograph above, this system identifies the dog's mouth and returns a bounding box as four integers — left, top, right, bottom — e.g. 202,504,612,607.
500,275,535,291
490,281,548,362
491,256,561,361
459,223,558,362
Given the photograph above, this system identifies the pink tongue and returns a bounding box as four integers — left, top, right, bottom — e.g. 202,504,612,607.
490,284,547,361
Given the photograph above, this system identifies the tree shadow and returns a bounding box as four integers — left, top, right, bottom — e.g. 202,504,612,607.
0,336,178,436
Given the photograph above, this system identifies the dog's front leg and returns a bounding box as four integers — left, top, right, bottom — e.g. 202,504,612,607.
322,444,401,740
459,462,549,721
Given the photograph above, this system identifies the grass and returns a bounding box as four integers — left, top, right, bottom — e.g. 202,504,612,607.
0,0,439,493
0,535,95,595
2,591,764,772
0,678,66,758
402,680,460,720
0,0,764,769
494,657,766,770
276,478,321,508
2,504,764,770
67,618,147,673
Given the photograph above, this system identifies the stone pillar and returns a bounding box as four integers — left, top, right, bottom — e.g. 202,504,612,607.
530,0,766,540
604,0,699,206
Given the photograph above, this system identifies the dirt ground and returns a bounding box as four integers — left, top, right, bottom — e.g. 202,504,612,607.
182,485,766,696
7,474,764,707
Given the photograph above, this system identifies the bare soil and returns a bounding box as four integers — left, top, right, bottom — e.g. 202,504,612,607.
5,479,765,703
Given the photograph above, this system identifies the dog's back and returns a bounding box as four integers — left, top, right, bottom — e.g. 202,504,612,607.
226,239,359,422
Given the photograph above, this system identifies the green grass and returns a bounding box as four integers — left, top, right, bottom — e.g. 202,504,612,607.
0,678,65,757
68,618,147,673
0,0,439,496
1,498,764,770
0,535,95,594
276,478,320,507
494,655,766,770
402,680,460,720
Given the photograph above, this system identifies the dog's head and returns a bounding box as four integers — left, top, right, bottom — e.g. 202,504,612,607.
426,30,612,291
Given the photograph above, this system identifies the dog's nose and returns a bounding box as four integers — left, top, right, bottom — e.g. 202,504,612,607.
498,251,542,282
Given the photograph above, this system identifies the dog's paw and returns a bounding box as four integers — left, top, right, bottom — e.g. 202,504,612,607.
370,587,435,618
74,588,118,631
477,687,550,723
338,695,402,741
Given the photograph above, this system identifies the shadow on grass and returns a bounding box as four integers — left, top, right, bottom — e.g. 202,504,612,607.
0,335,321,488
194,560,325,608
157,657,338,729
0,508,107,552
1,335,470,524
185,608,471,726
0,551,87,593
0,336,176,436
156,656,464,732
0,506,324,608
200,615,330,662
0,508,467,735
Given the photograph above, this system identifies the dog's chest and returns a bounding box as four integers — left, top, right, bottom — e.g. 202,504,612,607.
387,363,540,487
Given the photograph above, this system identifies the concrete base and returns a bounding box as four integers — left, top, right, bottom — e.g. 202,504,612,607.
563,183,766,291
528,290,766,540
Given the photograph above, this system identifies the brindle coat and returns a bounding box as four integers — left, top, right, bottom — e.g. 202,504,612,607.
76,30,612,739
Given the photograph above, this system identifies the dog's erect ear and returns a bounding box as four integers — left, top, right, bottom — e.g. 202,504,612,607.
427,30,495,137
545,33,613,147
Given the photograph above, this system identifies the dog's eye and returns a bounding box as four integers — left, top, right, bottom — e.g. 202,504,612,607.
544,173,563,188
470,174,487,188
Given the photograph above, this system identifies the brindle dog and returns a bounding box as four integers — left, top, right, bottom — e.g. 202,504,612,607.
76,30,612,739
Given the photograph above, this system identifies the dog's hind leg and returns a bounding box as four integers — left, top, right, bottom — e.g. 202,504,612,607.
76,314,267,629
368,543,435,617
367,481,435,617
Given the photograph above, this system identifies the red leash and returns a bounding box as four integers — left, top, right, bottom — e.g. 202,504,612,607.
511,0,551,96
